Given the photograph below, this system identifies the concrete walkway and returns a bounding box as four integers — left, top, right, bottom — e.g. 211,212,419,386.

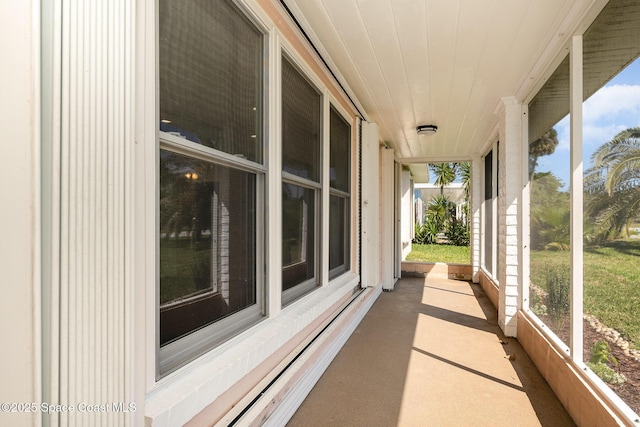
288,277,575,427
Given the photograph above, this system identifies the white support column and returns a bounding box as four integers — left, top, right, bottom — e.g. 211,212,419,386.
470,155,482,282
380,147,396,290
0,1,40,426
400,168,413,261
497,97,523,337
361,122,381,288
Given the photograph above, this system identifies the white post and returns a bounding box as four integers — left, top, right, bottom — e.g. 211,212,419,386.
361,122,381,288
0,1,40,425
570,35,584,362
471,155,482,282
380,147,396,290
497,97,523,338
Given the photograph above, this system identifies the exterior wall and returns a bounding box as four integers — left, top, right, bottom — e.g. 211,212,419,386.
139,1,369,424
517,313,625,426
0,1,40,425
478,270,499,311
0,0,382,426
496,97,524,338
402,262,472,281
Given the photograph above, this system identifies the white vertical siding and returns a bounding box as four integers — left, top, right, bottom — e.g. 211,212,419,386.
48,0,135,425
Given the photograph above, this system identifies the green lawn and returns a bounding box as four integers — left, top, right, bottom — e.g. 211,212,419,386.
531,239,640,348
406,244,470,264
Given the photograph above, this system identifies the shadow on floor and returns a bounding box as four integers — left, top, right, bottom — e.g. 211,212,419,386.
288,277,575,427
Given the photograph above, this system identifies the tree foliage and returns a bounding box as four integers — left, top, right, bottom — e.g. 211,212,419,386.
530,172,570,250
429,162,458,194
585,127,640,241
529,128,559,180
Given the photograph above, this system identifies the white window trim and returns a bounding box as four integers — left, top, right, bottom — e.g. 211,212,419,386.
137,0,363,423
480,144,499,283
280,50,326,306
327,103,352,280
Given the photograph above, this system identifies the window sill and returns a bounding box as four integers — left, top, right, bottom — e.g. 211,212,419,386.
145,272,360,426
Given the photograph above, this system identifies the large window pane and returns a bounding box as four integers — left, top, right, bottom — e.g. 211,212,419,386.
582,0,640,414
159,0,263,163
282,57,321,182
159,150,257,346
528,55,571,347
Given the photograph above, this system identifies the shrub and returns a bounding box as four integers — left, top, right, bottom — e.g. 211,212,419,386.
545,265,570,330
413,217,439,245
445,217,469,246
544,242,569,251
587,340,626,385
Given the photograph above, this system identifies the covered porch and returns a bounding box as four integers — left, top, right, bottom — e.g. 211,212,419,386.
289,276,575,426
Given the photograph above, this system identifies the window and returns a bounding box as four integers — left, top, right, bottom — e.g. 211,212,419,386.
526,0,640,418
281,56,322,304
157,0,265,376
482,146,498,279
581,0,640,414
527,54,571,347
329,106,351,278
483,150,493,275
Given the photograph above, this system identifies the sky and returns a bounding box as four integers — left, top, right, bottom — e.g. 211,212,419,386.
535,57,640,190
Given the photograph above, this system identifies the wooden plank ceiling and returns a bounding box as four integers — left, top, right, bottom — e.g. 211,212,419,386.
285,0,605,180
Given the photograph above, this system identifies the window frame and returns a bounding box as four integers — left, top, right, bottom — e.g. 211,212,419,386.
522,2,640,420
328,104,352,279
481,143,499,283
280,53,324,306
155,0,269,378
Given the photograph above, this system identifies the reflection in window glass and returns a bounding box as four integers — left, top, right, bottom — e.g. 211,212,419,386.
281,55,321,303
159,150,256,346
282,57,321,182
329,107,350,278
329,108,350,193
582,0,640,413
329,195,347,273
159,0,263,162
528,55,571,347
483,151,493,275
282,183,316,292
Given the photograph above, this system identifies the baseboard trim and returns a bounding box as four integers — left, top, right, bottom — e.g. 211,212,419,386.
234,285,382,426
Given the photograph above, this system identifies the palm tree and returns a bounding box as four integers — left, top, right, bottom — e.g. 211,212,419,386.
458,162,471,201
529,128,559,180
585,127,640,240
430,162,457,194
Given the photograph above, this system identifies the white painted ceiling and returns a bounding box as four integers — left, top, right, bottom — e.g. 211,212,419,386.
285,0,605,178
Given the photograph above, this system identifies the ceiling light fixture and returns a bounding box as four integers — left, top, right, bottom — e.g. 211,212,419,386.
416,125,438,136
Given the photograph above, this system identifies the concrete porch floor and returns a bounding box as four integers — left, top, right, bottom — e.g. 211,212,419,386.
288,277,575,427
